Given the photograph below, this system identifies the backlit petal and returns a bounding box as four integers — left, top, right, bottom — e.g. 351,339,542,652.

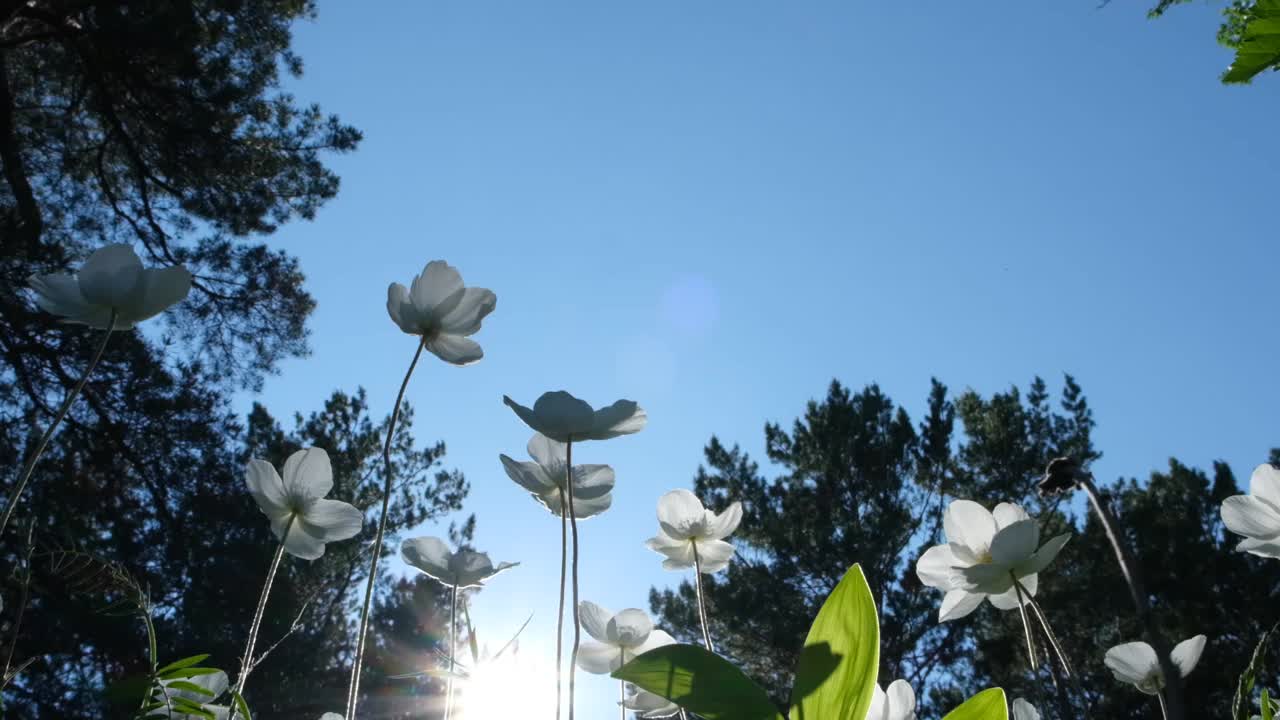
281,523,326,560
402,536,455,582
571,464,615,500
1236,536,1280,559
987,574,1037,610
566,492,612,519
1010,698,1040,720
579,601,613,643
866,684,887,720
938,589,984,622
993,502,1030,530
527,433,567,476
1251,464,1280,512
298,498,362,541
1222,495,1280,540
943,500,997,553
437,287,496,335
78,244,143,308
694,539,735,573
1104,642,1159,692
657,489,707,541
126,266,191,324
501,455,555,494
704,502,743,540
575,641,620,674
990,519,1039,566
282,447,333,502
409,260,463,312
426,334,483,366
959,563,1013,595
608,609,654,647
589,399,647,440
916,544,964,591
1171,635,1207,677
29,273,98,324
1020,533,1071,575
245,459,288,517
386,283,421,334
532,391,596,441
885,679,915,720
632,629,676,656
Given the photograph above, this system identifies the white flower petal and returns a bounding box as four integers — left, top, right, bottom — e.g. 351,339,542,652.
989,519,1039,566
579,601,613,643
527,433,567,476
705,502,743,540
943,500,997,554
1251,464,1280,511
571,464,615,501
694,539,735,573
126,265,191,324
437,287,496,335
1222,495,1280,540
1010,698,1040,720
1105,641,1160,693
866,683,887,720
534,391,596,441
402,536,455,582
282,447,333,503
409,260,464,313
1020,533,1071,575
632,628,676,656
564,492,613,519
1171,634,1207,677
29,273,99,325
78,244,143,308
319,715,345,720
575,641,620,674
281,522,327,560
959,562,1013,595
501,455,555,495
657,489,707,541
1236,536,1280,559
987,574,1037,610
588,399,647,440
916,544,963,591
885,679,915,720
938,589,984,622
426,334,483,366
386,282,421,334
609,609,654,646
245,459,289,517
298,499,362,542
992,502,1030,530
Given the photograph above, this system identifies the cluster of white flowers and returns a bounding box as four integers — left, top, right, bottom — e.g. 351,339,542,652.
26,249,1273,720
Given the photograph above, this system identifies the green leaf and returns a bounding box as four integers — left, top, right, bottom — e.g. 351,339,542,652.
942,688,1008,720
159,667,222,681
1235,620,1280,720
230,690,252,720
788,564,879,720
1223,0,1280,83
155,654,211,676
163,680,215,697
613,643,784,720
105,674,151,704
1262,688,1275,720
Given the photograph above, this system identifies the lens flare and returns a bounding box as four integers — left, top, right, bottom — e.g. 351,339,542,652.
454,652,555,720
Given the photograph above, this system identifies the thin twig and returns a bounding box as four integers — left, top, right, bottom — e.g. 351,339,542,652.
247,600,310,674
2,520,37,687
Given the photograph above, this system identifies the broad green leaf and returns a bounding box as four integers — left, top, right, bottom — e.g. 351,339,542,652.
613,643,784,720
942,688,1008,720
1235,620,1280,720
1223,0,1280,83
155,654,211,676
230,691,252,720
164,680,215,697
789,564,879,720
160,667,223,680
1264,688,1275,720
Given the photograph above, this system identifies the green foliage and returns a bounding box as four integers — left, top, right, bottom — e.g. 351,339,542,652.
942,688,1009,720
1235,621,1280,720
615,644,785,720
790,565,879,720
1222,0,1280,82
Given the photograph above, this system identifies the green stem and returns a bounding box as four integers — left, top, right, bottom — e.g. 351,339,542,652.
566,440,581,720
346,334,427,719
1157,690,1170,720
556,490,567,720
1010,572,1038,672
691,541,715,653
620,679,626,720
140,612,162,715
1,310,116,537
446,584,458,720
230,515,294,711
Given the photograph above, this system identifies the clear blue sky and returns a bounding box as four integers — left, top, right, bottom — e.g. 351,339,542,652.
242,2,1278,716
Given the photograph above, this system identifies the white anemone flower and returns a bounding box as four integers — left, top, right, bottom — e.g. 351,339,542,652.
866,679,916,720
29,243,191,329
1222,463,1280,559
386,260,496,366
245,448,364,561
1010,698,1039,720
503,391,647,443
401,536,518,589
915,500,1070,622
500,433,615,518
160,670,229,719
622,683,680,718
645,490,742,573
319,715,344,720
1104,635,1207,694
575,602,676,674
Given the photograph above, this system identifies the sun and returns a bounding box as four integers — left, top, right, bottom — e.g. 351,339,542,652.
453,653,557,720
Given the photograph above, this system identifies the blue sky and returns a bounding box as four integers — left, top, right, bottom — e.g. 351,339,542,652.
243,1,1278,716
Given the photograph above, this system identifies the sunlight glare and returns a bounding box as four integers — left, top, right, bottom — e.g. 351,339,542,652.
455,653,557,720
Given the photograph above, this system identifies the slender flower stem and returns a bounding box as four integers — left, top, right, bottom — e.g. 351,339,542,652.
231,516,295,711
566,440,582,720
2,521,36,687
346,335,428,719
1,311,116,537
140,612,162,715
1157,691,1170,720
1018,583,1074,677
1079,475,1185,720
691,542,715,653
619,680,626,720
556,491,568,720
1010,572,1038,672
446,584,458,720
